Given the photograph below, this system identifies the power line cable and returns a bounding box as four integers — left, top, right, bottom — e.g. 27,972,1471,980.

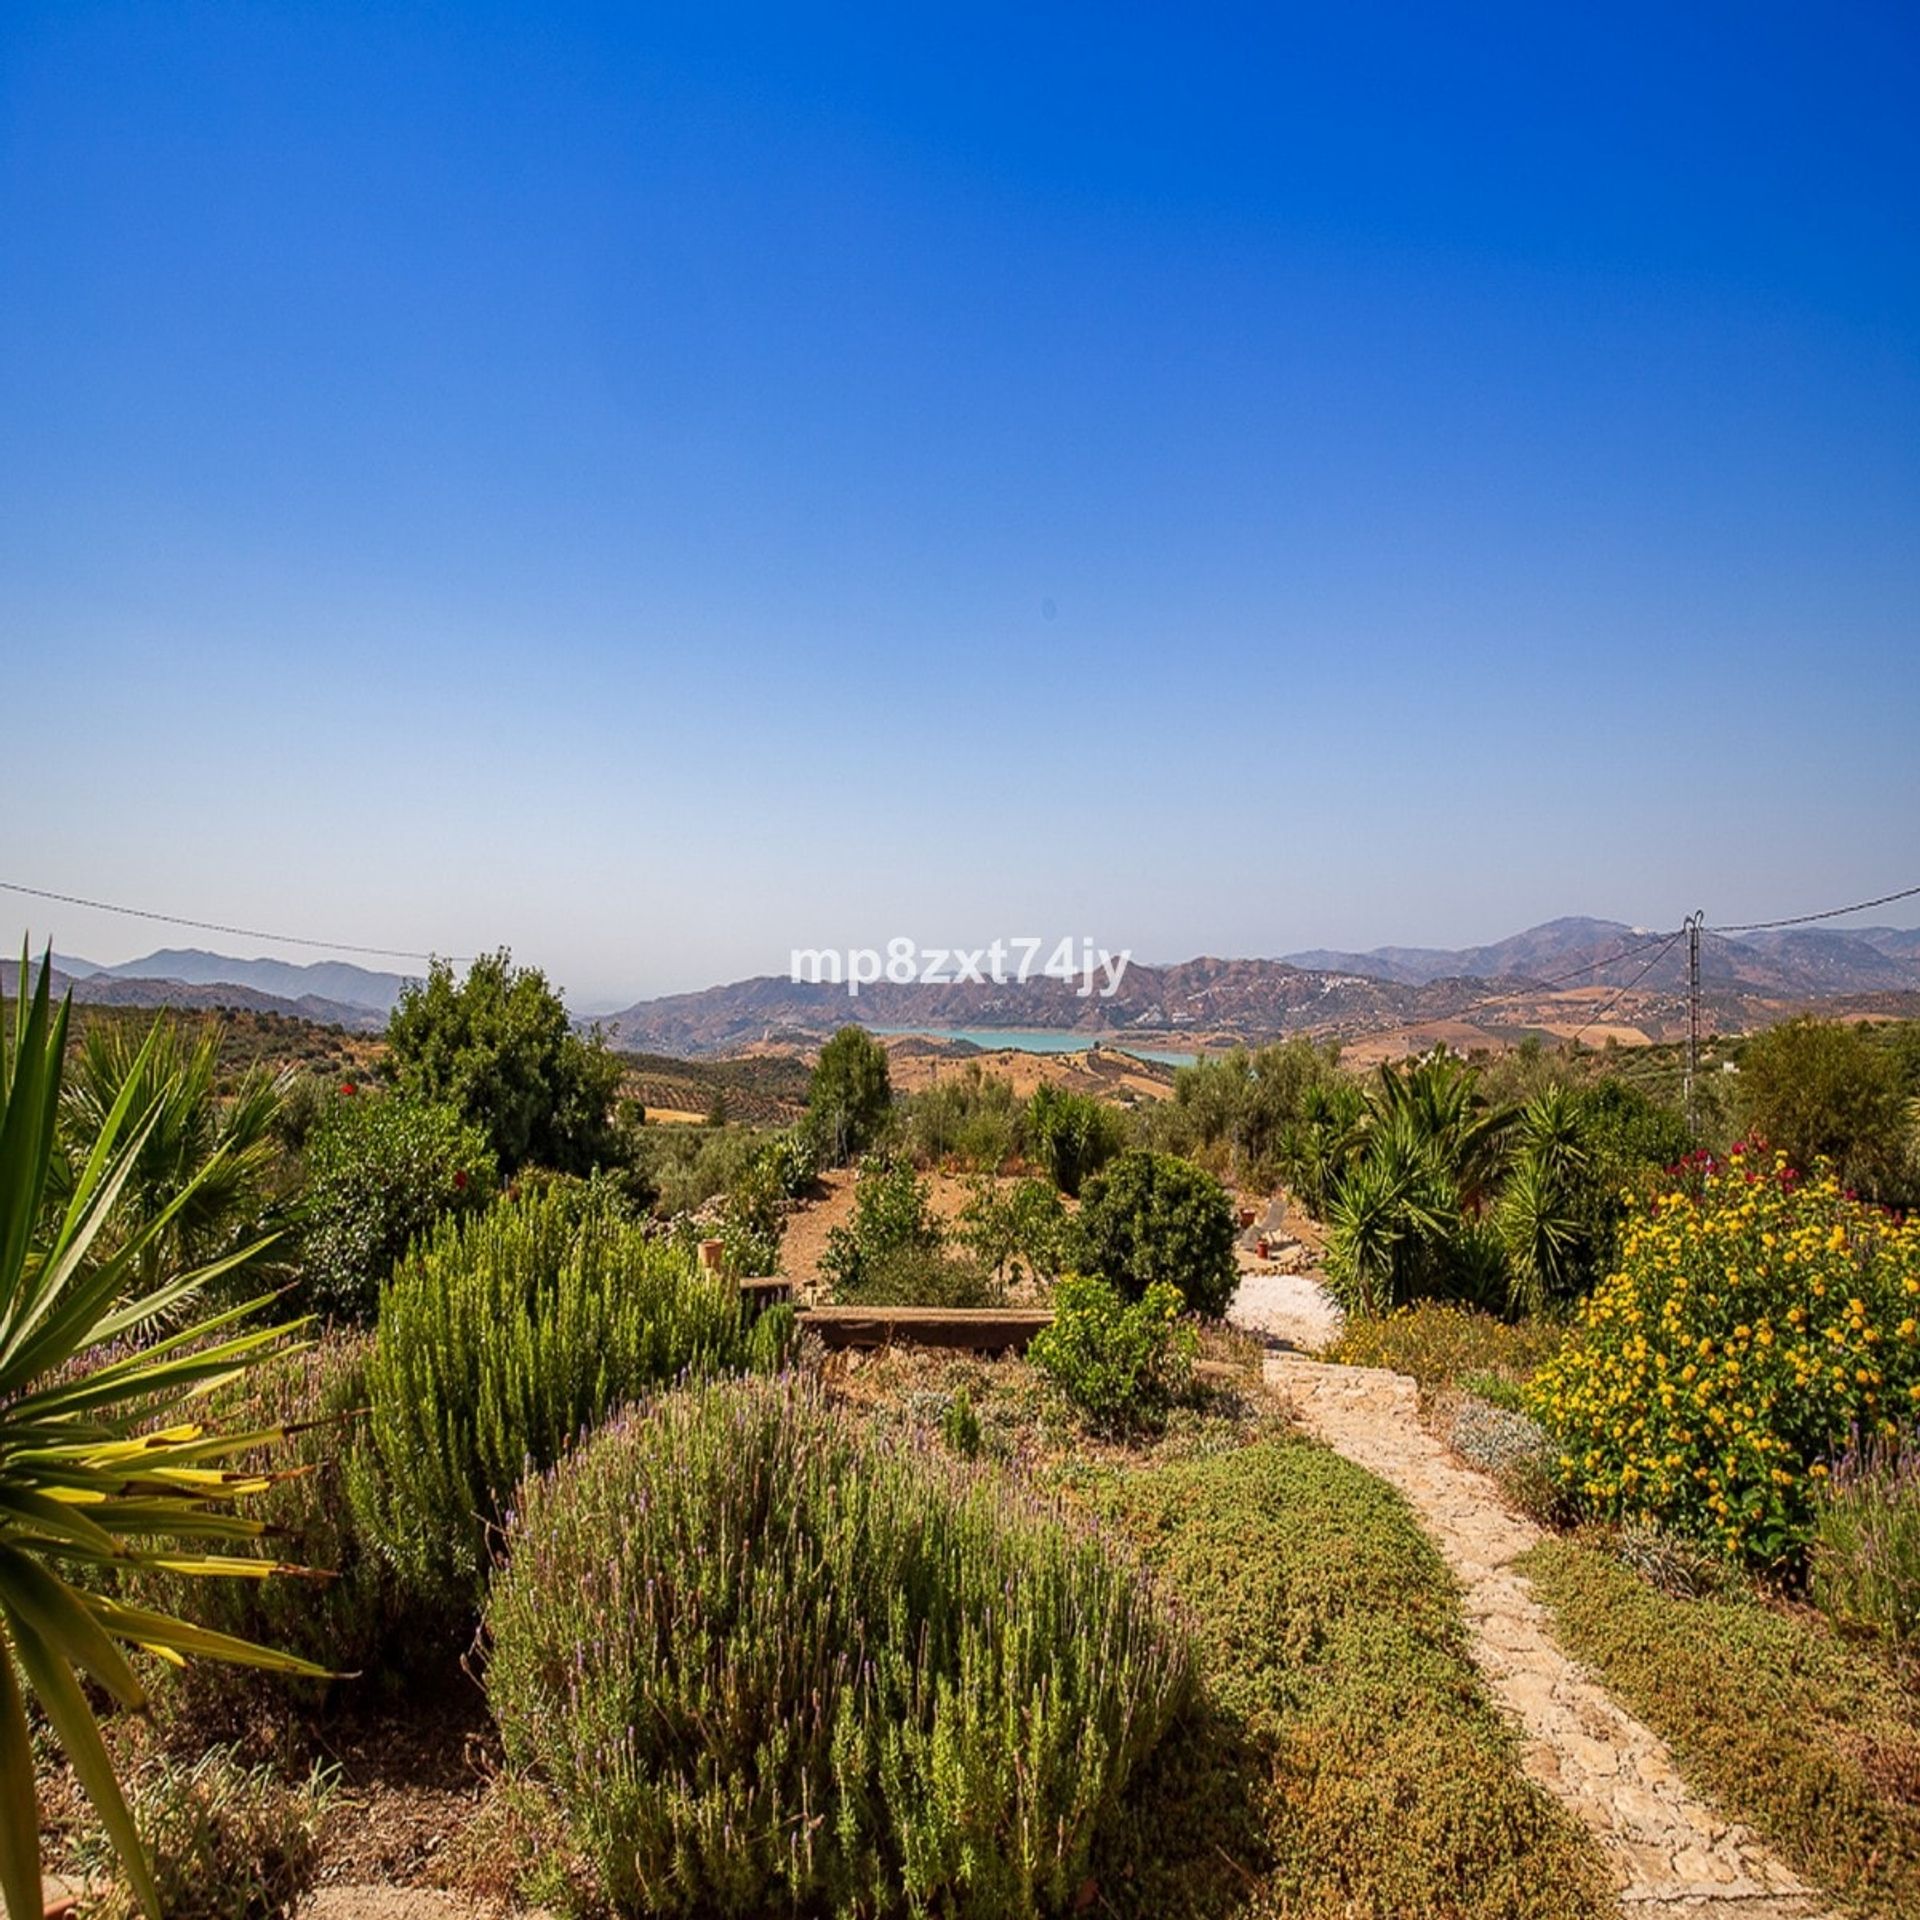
1708,882,1920,935
1568,926,1692,1044
0,880,459,966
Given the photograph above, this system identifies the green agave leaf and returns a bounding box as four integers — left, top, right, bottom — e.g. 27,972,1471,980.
0,1543,144,1707
6,1609,159,1920
89,1595,331,1677
0,1484,118,1555
0,1638,43,1920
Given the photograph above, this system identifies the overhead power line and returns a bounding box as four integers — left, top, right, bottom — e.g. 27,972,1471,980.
1709,882,1920,935
0,880,460,966
1567,926,1692,1045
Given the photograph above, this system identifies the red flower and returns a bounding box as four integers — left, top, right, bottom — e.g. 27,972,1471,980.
341,1081,357,1096
454,1169,469,1190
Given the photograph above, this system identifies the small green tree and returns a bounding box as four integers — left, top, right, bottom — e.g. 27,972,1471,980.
1737,1017,1912,1204
1072,1151,1238,1319
819,1157,942,1297
805,1026,893,1166
386,951,624,1175
958,1176,1070,1289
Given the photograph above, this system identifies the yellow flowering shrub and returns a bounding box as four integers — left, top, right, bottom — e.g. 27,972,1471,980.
1527,1147,1920,1567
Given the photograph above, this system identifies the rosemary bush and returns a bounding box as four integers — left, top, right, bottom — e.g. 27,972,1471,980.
484,1373,1192,1918
352,1183,792,1611
1812,1432,1920,1652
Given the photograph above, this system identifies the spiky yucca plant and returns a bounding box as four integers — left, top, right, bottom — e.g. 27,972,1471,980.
0,952,323,1920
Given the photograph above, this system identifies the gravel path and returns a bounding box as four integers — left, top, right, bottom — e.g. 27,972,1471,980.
1266,1354,1832,1918
1225,1262,1345,1352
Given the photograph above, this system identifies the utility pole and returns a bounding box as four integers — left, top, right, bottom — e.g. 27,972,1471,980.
1683,910,1703,1138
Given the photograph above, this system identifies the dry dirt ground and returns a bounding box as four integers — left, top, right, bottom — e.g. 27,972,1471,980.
877,1038,1179,1102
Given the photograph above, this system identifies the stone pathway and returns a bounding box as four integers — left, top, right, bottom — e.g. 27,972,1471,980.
1265,1354,1833,1918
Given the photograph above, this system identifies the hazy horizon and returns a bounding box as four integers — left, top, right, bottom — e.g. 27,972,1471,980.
6,4,1916,1007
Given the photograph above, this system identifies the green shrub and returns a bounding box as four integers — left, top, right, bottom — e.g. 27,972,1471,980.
352,1183,792,1612
1737,1016,1915,1206
820,1156,942,1297
940,1383,983,1457
483,1373,1192,1919
1812,1434,1920,1652
906,1064,1021,1171
1023,1085,1122,1196
1071,1151,1238,1318
806,1025,894,1166
1528,1149,1920,1566
1030,1274,1197,1433
76,1746,335,1920
835,1242,1002,1308
628,1123,759,1218
298,1088,495,1323
1327,1301,1567,1393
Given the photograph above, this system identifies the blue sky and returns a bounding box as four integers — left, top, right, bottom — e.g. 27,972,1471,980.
3,2,1916,1005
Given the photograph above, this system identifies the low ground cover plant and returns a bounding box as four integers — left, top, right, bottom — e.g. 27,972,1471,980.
1103,1440,1613,1919
484,1372,1192,1918
352,1181,791,1611
1071,1151,1237,1318
1527,1148,1920,1565
1326,1299,1567,1391
1029,1274,1197,1433
1524,1535,1920,1919
74,1746,335,1920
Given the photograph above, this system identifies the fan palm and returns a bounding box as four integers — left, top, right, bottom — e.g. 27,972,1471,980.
0,953,323,1920
59,1016,291,1295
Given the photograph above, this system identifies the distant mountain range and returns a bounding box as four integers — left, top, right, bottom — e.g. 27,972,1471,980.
600,917,1920,1055
8,919,1918,1056
1281,915,1920,995
6,947,410,1033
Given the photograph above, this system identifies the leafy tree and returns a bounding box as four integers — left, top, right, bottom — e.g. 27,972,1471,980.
1167,1038,1346,1183
1737,1017,1913,1204
1071,1150,1238,1319
804,1026,893,1166
386,951,624,1175
1023,1084,1123,1197
0,955,321,1917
